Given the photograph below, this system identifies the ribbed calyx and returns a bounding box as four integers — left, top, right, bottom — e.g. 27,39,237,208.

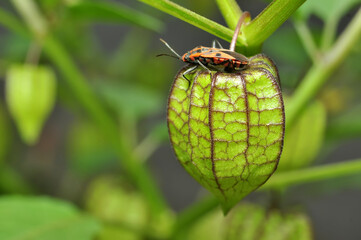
167,54,285,214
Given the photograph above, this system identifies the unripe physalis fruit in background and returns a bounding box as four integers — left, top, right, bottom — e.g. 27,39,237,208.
6,64,56,145
167,54,285,214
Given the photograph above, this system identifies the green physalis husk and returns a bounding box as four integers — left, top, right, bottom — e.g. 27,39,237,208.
167,54,285,214
6,64,57,145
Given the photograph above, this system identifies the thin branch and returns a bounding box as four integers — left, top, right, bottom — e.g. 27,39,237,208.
292,19,320,64
263,159,361,189
286,7,361,130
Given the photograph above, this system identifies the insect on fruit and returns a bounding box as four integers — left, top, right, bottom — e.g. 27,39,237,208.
159,12,251,80
166,11,285,214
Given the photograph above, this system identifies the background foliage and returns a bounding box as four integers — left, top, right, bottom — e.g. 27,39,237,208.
0,0,361,239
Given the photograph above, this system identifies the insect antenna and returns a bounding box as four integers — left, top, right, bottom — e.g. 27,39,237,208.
159,38,182,59
156,53,180,59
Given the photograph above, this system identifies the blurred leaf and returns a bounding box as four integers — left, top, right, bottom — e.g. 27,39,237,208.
66,0,164,32
97,82,163,119
279,100,326,171
85,176,149,240
297,0,361,22
0,166,32,194
0,196,100,240
6,64,57,145
67,120,117,177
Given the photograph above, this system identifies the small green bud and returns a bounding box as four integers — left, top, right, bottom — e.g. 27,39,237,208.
6,64,56,145
167,54,285,214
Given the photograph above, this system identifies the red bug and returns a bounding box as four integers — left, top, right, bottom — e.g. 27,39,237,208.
159,12,250,79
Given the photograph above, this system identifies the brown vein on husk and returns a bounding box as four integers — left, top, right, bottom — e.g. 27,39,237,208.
208,72,225,196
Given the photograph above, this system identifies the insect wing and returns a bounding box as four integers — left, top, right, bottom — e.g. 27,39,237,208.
219,50,249,63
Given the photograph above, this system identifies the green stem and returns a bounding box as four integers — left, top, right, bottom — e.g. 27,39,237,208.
11,0,47,36
263,159,361,189
175,158,361,233
292,19,320,63
243,0,307,51
140,0,306,55
215,0,242,29
138,0,237,44
286,8,361,129
6,4,167,215
321,17,338,51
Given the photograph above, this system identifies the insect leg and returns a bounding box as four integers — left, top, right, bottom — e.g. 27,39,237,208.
212,40,224,49
182,65,198,88
196,60,212,76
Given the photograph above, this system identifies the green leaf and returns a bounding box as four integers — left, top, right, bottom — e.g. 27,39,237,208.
278,100,326,171
6,64,57,145
0,196,100,240
66,0,164,32
167,55,285,214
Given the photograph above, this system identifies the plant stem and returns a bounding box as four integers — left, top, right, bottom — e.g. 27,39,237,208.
215,0,242,29
286,8,361,129
263,159,361,189
293,19,320,63
11,0,47,36
7,3,168,216
243,0,307,51
138,0,238,44
140,0,307,55
175,158,361,234
321,17,338,51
